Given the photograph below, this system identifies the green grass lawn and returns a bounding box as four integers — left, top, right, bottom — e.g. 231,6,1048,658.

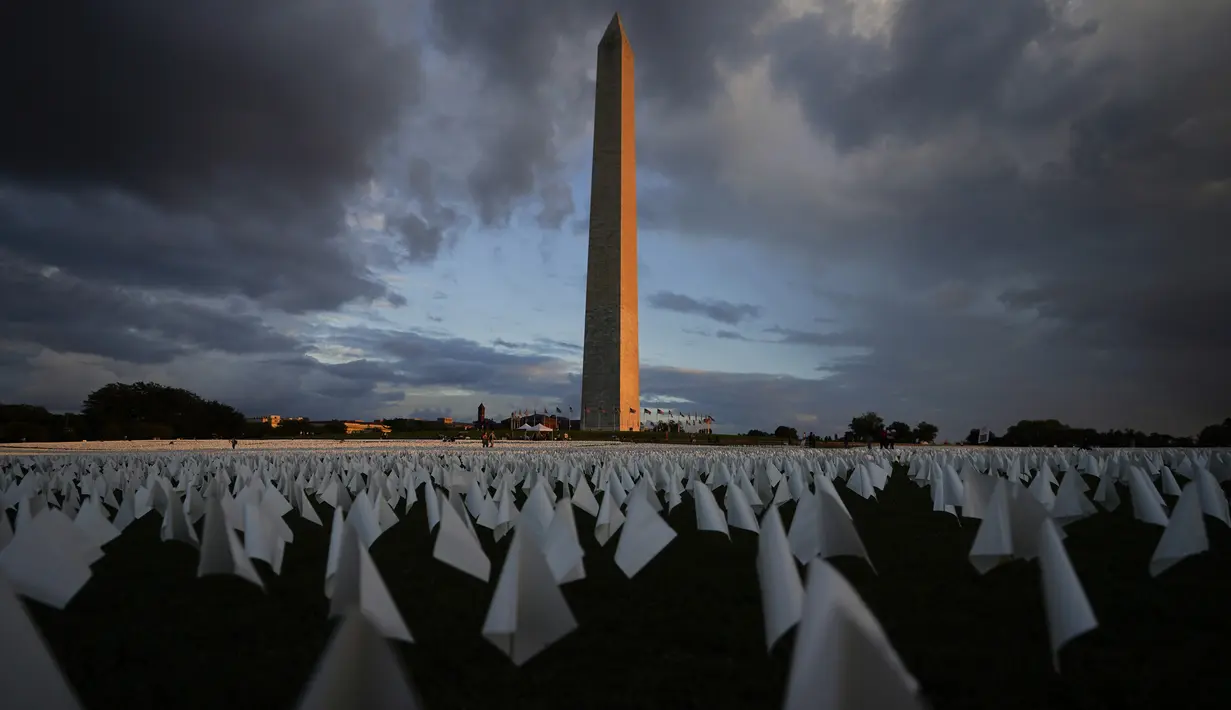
20,465,1231,710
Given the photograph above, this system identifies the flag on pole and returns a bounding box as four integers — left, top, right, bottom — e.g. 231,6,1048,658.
556,407,561,413
569,406,574,412
643,408,651,415
628,407,636,414
657,409,664,414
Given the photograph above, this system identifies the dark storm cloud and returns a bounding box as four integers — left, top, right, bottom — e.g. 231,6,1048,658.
0,189,392,312
493,338,584,357
0,0,421,310
0,256,300,365
762,326,862,348
326,328,575,398
640,0,1229,430
394,213,447,264
648,291,762,325
407,407,455,421
393,158,460,263
683,328,761,343
768,0,1095,150
427,0,778,225
762,0,1230,316
430,0,773,102
536,182,577,230
806,288,1227,437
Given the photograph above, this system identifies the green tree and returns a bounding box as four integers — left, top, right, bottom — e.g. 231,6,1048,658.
82,382,245,439
277,418,316,436
0,404,64,442
999,419,1092,447
654,421,682,433
1198,418,1231,447
888,421,913,443
849,412,884,440
913,421,939,443
320,420,347,435
773,425,799,440
747,429,770,437
244,420,274,438
965,428,1001,445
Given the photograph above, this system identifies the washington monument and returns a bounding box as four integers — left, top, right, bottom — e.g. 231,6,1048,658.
581,14,639,432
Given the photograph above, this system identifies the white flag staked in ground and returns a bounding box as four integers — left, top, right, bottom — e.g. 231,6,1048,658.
692,482,730,537
969,479,1014,574
1149,481,1208,576
594,477,625,546
614,489,677,578
783,560,922,710
0,574,84,710
330,524,413,643
198,495,264,589
725,484,760,533
788,490,820,564
1037,518,1097,671
433,490,491,582
758,505,803,650
0,509,94,609
817,486,875,572
296,610,423,710
571,476,600,517
541,497,585,583
482,530,577,665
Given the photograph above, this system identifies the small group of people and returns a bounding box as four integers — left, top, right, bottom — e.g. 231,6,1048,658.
480,431,495,447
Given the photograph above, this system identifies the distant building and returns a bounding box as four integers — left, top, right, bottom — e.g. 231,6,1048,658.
344,421,391,434
245,415,288,428
477,403,486,425
437,417,454,426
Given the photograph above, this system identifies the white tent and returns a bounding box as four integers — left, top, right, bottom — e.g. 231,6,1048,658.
517,424,535,431
532,423,553,432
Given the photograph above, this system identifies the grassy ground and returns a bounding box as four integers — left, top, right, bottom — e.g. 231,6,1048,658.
18,465,1231,710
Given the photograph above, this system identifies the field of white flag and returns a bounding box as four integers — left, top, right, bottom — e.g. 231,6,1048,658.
2,441,1230,709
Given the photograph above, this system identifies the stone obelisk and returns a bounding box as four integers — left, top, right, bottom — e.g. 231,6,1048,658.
581,13,639,432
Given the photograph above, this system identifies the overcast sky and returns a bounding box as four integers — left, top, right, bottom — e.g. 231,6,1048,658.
1,0,1228,438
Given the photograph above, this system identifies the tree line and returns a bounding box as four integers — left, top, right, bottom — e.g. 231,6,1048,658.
2,381,1229,446
747,415,938,444
0,382,246,442
748,411,1231,448
966,418,1231,448
0,382,487,443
